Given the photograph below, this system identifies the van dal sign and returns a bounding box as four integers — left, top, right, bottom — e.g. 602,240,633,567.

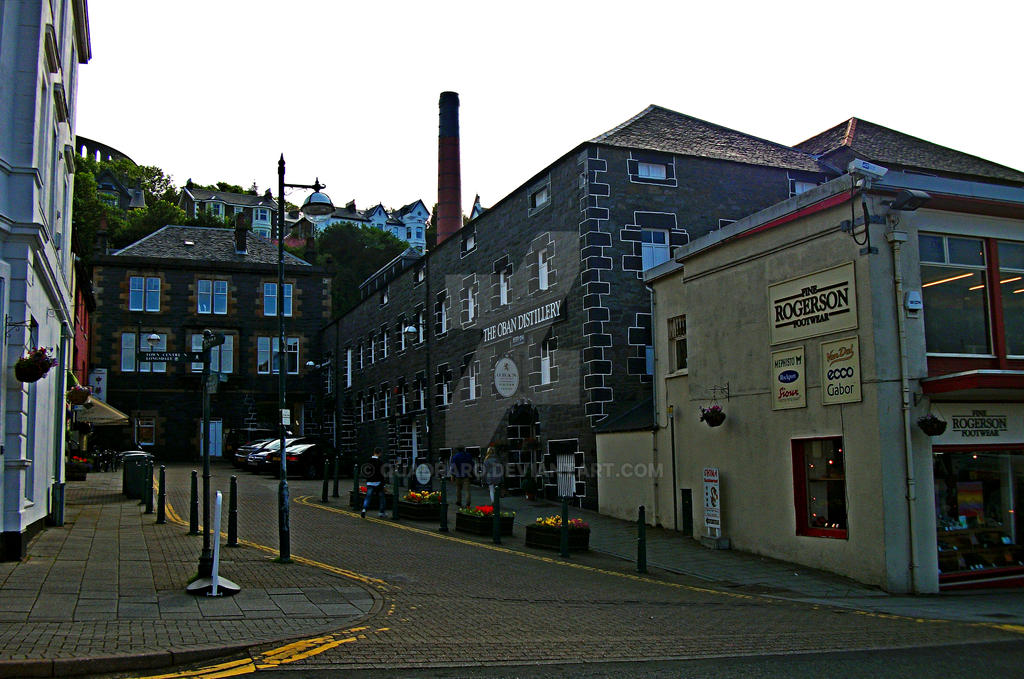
820,336,862,405
769,262,857,345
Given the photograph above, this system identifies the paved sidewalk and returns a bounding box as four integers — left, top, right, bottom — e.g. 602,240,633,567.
0,471,377,678
3,468,1024,678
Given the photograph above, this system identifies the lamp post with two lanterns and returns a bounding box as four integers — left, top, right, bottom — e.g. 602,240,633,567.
275,155,334,563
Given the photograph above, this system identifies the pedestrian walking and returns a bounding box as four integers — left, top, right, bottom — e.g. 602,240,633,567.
449,445,474,508
482,446,503,504
362,447,388,518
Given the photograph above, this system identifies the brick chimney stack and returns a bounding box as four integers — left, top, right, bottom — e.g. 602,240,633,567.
436,91,462,246
234,212,248,254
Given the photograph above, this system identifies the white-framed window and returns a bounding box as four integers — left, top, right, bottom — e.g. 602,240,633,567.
466,285,478,323
638,162,667,180
198,279,227,314
417,377,426,410
370,391,377,420
190,334,234,373
540,339,554,385
381,328,389,359
129,276,161,312
383,386,390,418
257,337,299,374
499,269,510,306
467,361,480,401
789,179,817,197
122,332,167,373
263,282,293,316
641,229,671,270
358,393,365,423
346,348,353,387
381,287,389,306
369,333,376,364
136,417,156,446
254,225,272,238
669,314,687,372
538,249,549,291
530,184,549,211
208,202,223,217
417,309,426,344
254,207,270,222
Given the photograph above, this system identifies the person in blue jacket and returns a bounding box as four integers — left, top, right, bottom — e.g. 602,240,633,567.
449,446,474,508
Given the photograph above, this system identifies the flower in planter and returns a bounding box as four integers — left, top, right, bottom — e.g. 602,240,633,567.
533,515,589,530
359,485,392,495
917,413,947,436
66,384,92,405
402,490,440,504
15,347,58,382
458,504,515,518
700,404,726,426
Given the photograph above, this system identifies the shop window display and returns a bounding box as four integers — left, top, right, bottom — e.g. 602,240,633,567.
792,437,847,539
934,452,1024,582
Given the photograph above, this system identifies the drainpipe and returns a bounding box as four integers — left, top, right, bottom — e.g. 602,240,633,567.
51,320,71,526
885,227,920,593
646,284,660,525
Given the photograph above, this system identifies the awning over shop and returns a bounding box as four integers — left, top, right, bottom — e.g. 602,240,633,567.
74,397,129,426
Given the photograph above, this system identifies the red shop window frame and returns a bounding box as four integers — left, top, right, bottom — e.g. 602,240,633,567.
792,437,848,539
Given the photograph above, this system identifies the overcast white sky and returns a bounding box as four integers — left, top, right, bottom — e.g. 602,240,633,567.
77,1,1023,215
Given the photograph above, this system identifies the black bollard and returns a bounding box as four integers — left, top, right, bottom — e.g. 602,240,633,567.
351,464,360,510
391,472,400,521
438,477,448,533
560,497,570,558
637,505,648,573
144,460,154,514
156,465,166,524
227,475,238,547
492,486,502,545
189,470,200,535
321,455,330,503
331,451,340,498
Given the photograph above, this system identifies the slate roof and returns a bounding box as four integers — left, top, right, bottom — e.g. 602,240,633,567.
590,105,825,173
112,225,312,266
795,118,1024,185
187,188,277,208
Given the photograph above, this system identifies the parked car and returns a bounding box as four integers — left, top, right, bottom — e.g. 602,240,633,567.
248,437,307,473
267,441,335,480
234,438,274,468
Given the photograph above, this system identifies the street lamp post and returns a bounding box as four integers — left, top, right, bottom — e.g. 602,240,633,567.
276,155,333,563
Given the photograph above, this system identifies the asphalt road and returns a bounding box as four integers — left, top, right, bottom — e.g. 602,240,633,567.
125,464,1024,677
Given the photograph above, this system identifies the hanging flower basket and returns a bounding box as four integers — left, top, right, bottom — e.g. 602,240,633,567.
917,414,947,436
66,385,92,405
700,405,726,427
14,347,57,383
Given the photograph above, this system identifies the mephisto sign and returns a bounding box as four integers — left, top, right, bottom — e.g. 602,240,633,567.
769,262,858,344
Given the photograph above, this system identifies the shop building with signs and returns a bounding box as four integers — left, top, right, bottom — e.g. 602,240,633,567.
88,223,331,459
320,103,837,508
629,121,1024,592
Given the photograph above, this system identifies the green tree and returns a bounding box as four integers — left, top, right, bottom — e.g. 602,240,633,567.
315,221,408,314
110,200,187,248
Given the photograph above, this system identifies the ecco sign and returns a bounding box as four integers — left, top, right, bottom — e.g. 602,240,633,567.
769,263,858,344
820,336,861,405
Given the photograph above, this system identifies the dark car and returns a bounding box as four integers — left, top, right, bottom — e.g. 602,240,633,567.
234,438,275,467
267,441,335,479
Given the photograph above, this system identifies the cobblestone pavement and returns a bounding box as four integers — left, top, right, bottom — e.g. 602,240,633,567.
157,464,1024,674
4,463,1024,678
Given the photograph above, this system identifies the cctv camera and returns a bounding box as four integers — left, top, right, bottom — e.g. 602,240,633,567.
847,159,888,181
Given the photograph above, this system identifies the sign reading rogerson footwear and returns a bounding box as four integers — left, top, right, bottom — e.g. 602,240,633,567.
769,262,858,344
482,298,565,345
929,403,1024,445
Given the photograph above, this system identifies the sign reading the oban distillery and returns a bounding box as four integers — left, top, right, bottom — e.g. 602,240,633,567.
771,346,806,410
769,262,857,344
930,403,1024,445
482,298,564,345
820,336,861,405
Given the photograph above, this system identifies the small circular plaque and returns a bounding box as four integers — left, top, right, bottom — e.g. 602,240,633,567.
414,463,432,485
494,357,520,398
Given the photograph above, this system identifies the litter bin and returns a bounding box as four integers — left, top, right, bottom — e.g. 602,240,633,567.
122,451,153,500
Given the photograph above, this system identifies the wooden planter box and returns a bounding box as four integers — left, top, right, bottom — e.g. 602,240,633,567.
66,462,90,482
455,511,515,536
524,524,590,552
398,500,440,521
349,491,394,511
